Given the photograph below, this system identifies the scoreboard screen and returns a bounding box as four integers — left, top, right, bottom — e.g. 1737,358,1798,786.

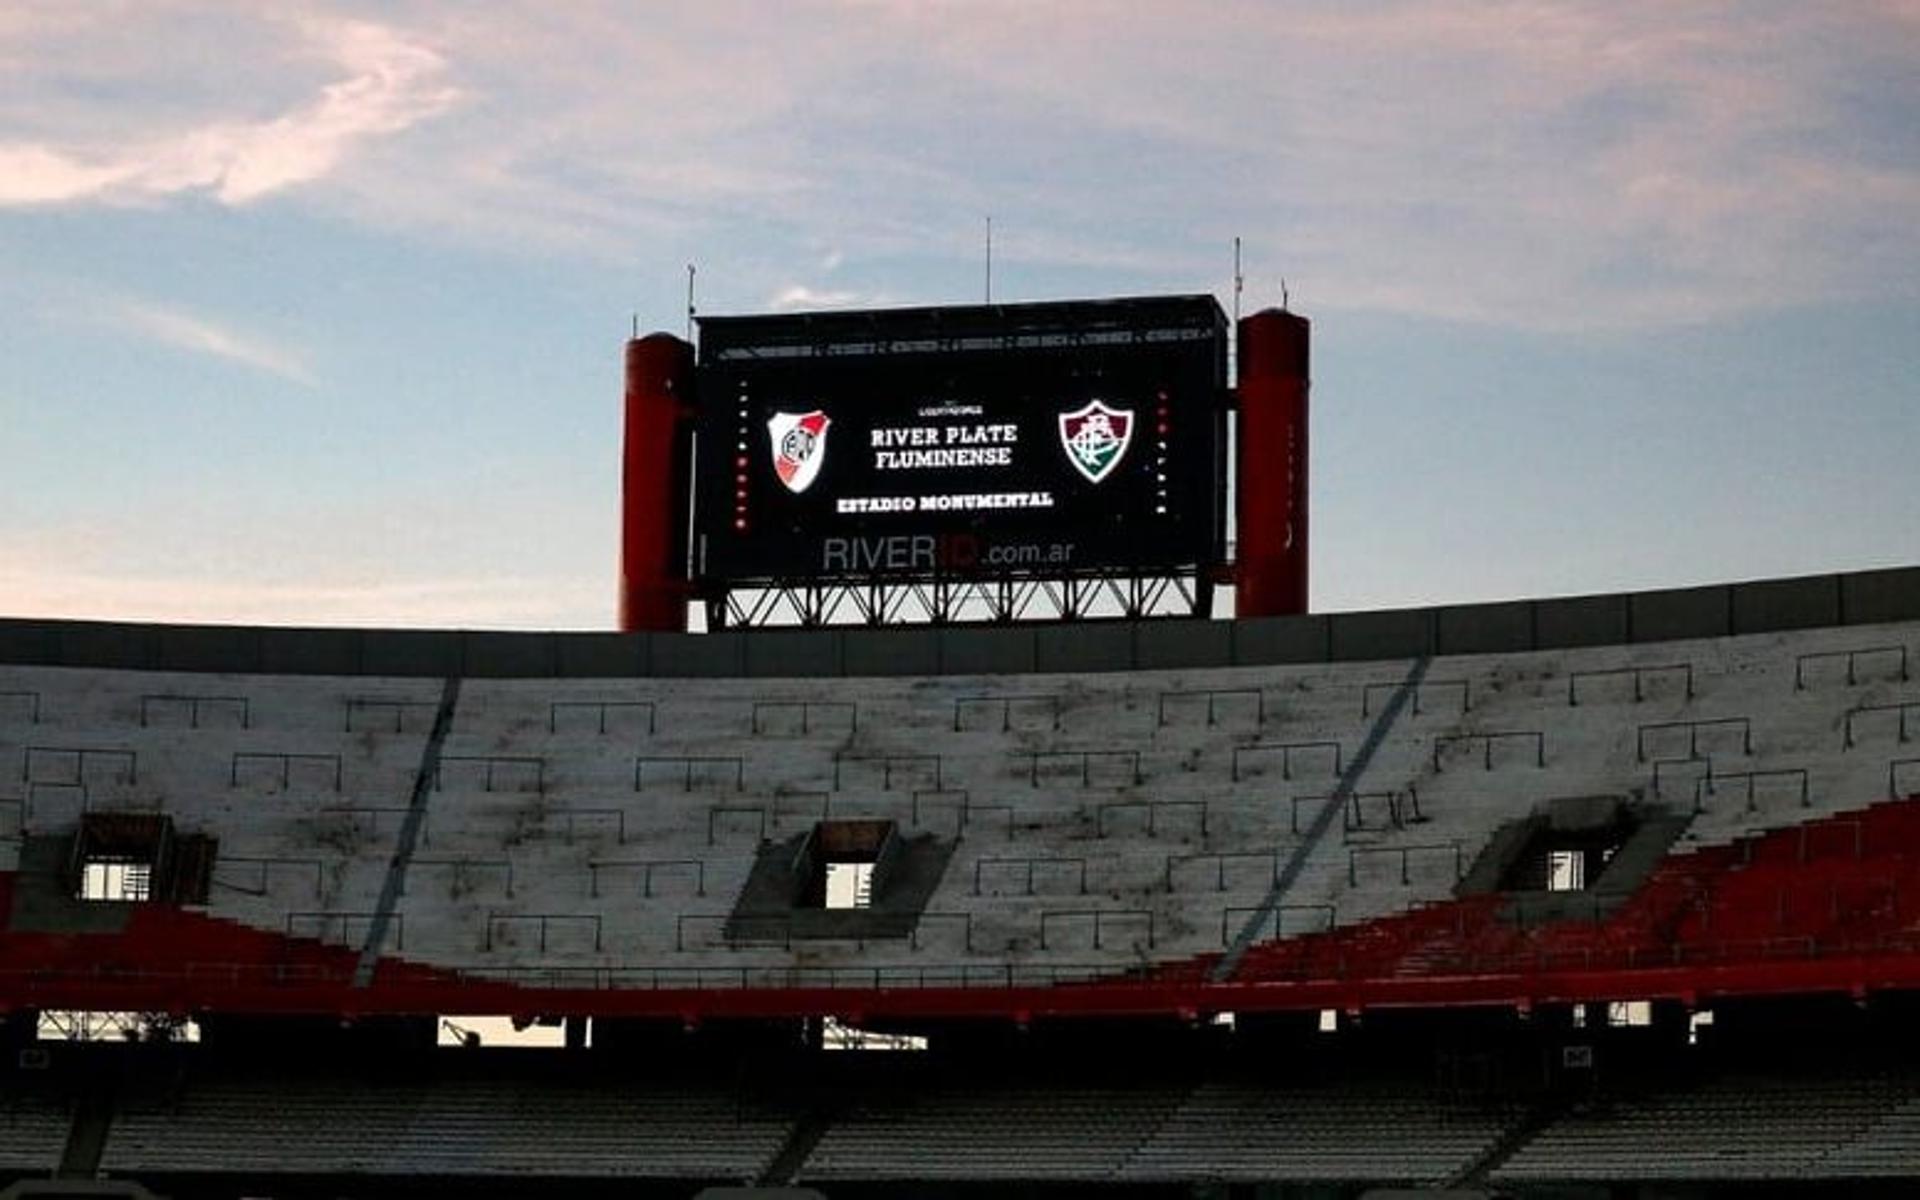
692,296,1227,582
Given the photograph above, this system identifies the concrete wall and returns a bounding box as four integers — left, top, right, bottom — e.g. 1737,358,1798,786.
3,565,1917,679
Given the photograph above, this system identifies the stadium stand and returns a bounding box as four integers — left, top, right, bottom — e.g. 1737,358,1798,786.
799,1084,1185,1182
0,1087,69,1176
1493,1070,1920,1184
101,1070,793,1181
1120,1080,1521,1185
4,564,1920,1196
6,607,1920,1013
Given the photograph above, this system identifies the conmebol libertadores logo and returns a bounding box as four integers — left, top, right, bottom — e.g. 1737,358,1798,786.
768,410,831,493
1057,400,1133,484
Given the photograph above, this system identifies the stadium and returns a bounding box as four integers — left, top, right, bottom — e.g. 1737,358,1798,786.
5,297,1920,1199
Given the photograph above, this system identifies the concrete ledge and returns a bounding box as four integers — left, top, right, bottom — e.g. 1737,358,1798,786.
1035,623,1134,673
1134,620,1232,670
1437,601,1533,657
0,621,66,667
843,629,940,677
360,630,462,677
743,630,842,679
1329,610,1433,662
1731,574,1841,634
462,632,559,678
4,564,1916,679
653,631,743,677
1842,566,1920,626
258,628,363,676
554,633,648,677
59,623,157,670
939,628,1036,676
1534,595,1629,649
153,625,262,673
1232,615,1329,665
1630,585,1730,643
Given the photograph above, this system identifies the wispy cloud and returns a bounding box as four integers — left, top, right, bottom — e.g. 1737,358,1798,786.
0,530,600,629
0,16,460,207
383,2,1920,329
108,299,316,384
0,564,590,629
768,284,866,311
3,3,1917,330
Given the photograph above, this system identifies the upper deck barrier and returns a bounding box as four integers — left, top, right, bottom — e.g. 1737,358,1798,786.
2,566,1916,679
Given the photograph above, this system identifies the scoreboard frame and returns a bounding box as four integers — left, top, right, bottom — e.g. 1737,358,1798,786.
690,295,1229,591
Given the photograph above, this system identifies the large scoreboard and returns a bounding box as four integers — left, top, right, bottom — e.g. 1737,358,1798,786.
692,295,1228,583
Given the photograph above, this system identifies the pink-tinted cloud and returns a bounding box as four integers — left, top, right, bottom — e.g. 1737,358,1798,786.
0,529,599,629
0,15,459,207
4,2,1916,329
111,299,316,384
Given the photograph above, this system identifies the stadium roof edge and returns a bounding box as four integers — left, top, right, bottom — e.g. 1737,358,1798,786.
1,565,1916,680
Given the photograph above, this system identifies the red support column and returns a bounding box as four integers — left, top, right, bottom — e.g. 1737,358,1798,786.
1235,309,1310,617
618,333,694,633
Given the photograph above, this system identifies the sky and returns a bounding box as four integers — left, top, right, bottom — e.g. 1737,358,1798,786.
2,1,1917,630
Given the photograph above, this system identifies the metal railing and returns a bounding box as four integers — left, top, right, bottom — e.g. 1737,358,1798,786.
1167,851,1281,893
1432,731,1544,771
752,700,856,736
635,755,744,792
588,858,706,899
230,750,338,791
1693,767,1810,813
1039,908,1155,950
435,754,545,794
1347,841,1463,886
833,754,941,792
486,912,601,953
1231,740,1342,782
1024,749,1141,788
973,856,1088,896
706,806,767,845
211,856,325,899
1096,798,1206,837
1567,663,1694,706
1636,717,1751,763
1650,756,1712,799
140,693,250,729
287,910,396,950
1796,645,1909,690
406,857,514,899
1844,701,1920,748
1365,677,1470,717
343,697,432,733
549,699,656,735
953,694,1060,732
317,805,419,844
1218,903,1337,942
26,746,137,787
1157,687,1265,727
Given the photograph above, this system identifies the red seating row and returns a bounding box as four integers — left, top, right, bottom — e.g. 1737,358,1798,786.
1223,795,1920,986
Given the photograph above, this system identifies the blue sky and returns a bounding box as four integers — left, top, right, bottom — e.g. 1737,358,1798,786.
2,2,1916,629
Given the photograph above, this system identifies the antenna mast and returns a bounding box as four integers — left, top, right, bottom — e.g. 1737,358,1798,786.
685,263,697,342
984,216,993,303
1233,236,1243,325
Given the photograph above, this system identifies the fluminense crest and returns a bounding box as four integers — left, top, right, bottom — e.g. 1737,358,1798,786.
1057,400,1133,485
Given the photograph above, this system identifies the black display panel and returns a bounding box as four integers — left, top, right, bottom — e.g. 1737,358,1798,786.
693,296,1227,583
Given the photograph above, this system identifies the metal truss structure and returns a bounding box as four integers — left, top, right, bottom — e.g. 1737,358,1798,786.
36,1010,196,1043
705,568,1214,628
